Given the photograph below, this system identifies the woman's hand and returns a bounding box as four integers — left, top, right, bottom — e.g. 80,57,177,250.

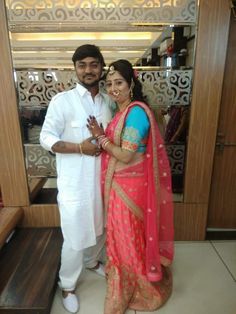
87,116,105,138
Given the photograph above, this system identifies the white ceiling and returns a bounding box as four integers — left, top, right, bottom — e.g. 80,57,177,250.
9,28,171,69
10,30,164,68
6,0,196,69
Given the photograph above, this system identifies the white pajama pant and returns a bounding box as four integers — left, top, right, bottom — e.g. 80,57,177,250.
59,233,105,291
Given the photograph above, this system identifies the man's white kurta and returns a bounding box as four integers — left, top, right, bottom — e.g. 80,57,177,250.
40,83,112,251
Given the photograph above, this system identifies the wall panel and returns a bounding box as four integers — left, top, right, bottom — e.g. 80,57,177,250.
184,0,230,204
21,204,60,227
0,1,29,206
174,203,208,240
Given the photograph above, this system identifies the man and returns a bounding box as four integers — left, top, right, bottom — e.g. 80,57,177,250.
40,44,112,313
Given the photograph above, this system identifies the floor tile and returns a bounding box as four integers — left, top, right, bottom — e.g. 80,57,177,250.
50,288,67,314
211,240,236,280
50,269,135,314
50,269,105,314
138,242,236,314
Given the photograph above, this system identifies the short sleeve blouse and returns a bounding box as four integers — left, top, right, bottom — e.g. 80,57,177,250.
121,106,150,152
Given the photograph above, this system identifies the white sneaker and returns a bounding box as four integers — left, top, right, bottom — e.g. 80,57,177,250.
62,292,79,313
88,263,105,277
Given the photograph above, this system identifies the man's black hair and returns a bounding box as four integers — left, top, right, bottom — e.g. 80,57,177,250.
72,44,105,66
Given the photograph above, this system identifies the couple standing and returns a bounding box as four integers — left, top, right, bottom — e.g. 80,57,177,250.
40,44,174,314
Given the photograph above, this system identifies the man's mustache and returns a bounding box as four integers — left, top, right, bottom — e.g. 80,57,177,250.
84,74,95,78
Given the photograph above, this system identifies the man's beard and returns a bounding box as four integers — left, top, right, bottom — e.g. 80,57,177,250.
81,76,100,89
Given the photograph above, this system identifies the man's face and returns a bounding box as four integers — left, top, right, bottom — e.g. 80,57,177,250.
75,57,103,88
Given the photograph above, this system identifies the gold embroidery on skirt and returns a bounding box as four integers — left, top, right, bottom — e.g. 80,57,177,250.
104,264,172,314
112,180,143,220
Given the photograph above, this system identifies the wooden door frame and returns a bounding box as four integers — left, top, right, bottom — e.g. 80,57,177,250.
0,1,29,206
0,0,231,239
207,13,236,229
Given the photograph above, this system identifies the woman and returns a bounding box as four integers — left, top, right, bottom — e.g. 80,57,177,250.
87,59,174,314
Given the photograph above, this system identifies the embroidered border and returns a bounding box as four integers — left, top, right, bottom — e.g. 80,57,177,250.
104,107,133,212
112,180,143,220
115,155,144,172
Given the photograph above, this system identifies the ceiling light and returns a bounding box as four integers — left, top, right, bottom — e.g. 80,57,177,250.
11,32,154,41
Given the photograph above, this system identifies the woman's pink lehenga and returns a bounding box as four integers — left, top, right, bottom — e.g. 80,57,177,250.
102,102,174,314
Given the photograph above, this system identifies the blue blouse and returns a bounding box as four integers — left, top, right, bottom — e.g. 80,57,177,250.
121,106,150,152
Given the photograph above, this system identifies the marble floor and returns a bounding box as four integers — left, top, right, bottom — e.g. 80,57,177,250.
50,240,236,314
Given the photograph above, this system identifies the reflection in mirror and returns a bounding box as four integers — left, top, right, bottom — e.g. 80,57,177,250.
6,0,198,202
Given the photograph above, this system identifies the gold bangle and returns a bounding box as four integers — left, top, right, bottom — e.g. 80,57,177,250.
103,140,110,149
77,143,82,154
79,143,83,154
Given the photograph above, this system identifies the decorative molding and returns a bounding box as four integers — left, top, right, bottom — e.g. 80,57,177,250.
166,144,186,175
25,144,56,177
23,142,186,177
140,70,192,107
7,0,197,32
16,69,192,108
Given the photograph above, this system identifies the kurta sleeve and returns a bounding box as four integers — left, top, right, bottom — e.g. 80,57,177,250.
40,94,65,152
121,106,150,152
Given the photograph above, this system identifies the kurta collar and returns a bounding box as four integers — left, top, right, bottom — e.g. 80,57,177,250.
76,82,104,99
76,82,89,97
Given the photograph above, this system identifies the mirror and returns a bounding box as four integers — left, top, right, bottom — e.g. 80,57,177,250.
6,0,198,202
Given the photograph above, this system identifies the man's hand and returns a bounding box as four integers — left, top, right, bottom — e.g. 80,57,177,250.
81,137,102,156
52,138,101,156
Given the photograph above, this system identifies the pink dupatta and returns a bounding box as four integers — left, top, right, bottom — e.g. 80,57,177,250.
102,101,174,282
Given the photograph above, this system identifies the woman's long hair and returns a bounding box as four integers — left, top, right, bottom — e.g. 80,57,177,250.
106,59,147,103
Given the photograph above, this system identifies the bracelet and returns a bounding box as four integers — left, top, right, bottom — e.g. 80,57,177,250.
78,143,83,154
103,140,110,149
97,135,106,146
97,134,105,142
80,143,83,154
100,137,110,149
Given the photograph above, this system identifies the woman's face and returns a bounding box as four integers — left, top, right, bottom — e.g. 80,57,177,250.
105,71,131,104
